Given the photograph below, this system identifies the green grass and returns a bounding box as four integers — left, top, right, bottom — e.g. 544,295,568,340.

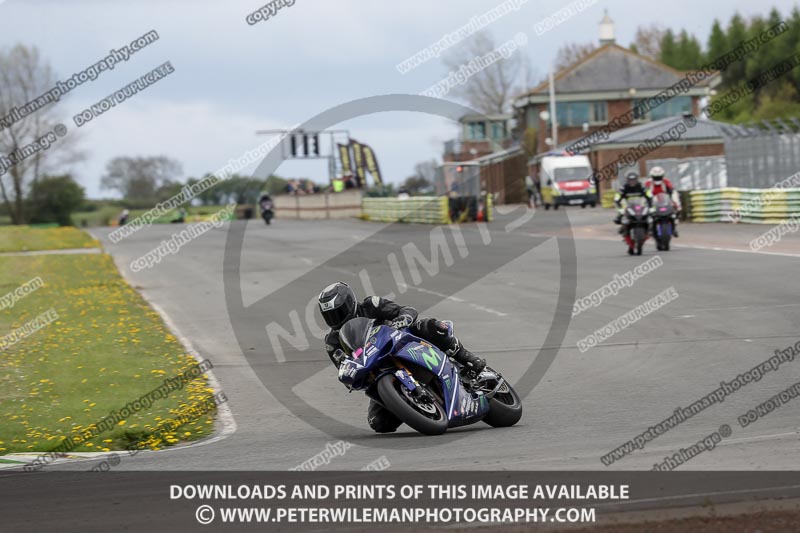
0,251,216,454
0,226,100,253
72,206,122,228
72,205,241,228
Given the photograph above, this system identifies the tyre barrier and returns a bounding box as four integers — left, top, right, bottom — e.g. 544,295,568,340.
362,197,450,224
601,189,616,209
689,187,800,224
361,196,493,224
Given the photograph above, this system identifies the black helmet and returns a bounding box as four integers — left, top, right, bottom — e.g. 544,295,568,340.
318,282,358,329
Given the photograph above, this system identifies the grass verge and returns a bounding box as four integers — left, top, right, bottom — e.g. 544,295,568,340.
0,226,100,253
0,250,216,454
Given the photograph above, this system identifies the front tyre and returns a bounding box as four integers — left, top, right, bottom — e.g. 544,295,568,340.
377,374,448,435
633,226,645,255
483,379,523,428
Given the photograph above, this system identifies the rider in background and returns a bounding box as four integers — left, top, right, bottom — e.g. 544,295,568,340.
614,171,653,253
644,166,680,237
525,174,536,208
317,282,487,433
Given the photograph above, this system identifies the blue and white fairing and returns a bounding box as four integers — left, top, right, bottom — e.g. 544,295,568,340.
338,324,489,426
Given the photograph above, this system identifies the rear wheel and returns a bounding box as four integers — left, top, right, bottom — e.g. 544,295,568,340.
554,204,560,210
590,203,597,208
544,204,551,210
581,203,587,209
377,374,448,435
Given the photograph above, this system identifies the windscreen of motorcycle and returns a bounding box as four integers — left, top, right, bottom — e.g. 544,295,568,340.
654,192,671,207
339,317,375,356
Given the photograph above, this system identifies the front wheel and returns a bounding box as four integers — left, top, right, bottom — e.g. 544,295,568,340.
482,377,523,428
377,374,448,435
633,226,645,255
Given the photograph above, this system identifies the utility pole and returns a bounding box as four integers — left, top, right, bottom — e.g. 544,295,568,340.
548,71,558,148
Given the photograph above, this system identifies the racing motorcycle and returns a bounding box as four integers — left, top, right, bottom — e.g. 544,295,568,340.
620,196,650,256
652,193,676,251
336,317,522,435
260,199,274,225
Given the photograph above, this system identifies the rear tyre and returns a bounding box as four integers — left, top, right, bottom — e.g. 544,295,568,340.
482,380,523,428
377,374,448,436
590,203,597,208
581,204,587,209
554,204,560,210
544,204,551,210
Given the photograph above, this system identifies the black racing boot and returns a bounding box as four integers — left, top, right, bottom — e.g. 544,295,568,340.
447,339,486,376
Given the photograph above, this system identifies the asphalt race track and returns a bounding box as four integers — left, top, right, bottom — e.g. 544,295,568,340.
67,208,800,473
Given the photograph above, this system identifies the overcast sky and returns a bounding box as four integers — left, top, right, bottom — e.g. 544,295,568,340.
1,0,797,198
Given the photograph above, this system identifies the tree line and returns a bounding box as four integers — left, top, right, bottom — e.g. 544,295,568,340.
565,7,800,122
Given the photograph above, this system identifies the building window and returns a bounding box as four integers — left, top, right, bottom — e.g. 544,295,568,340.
467,121,486,140
592,102,607,123
555,102,607,126
633,96,692,121
556,102,590,127
490,121,506,140
526,106,539,129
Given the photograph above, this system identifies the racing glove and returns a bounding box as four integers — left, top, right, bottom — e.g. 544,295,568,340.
331,348,347,368
390,314,415,330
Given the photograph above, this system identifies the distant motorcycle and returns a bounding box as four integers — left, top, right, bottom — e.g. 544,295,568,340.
336,317,522,436
652,193,676,251
260,200,274,225
620,197,650,256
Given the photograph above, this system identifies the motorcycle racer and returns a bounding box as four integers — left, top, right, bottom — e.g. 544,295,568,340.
614,171,653,254
644,166,680,237
317,281,486,433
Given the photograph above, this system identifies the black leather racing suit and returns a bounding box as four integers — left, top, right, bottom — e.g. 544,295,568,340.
613,182,653,213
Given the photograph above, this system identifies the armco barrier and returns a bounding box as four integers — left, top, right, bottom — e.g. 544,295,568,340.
362,197,449,224
689,187,800,223
274,190,363,219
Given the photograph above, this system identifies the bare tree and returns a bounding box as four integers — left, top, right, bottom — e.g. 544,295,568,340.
554,42,596,71
630,24,666,60
413,159,438,183
101,156,182,204
442,31,527,114
402,158,438,195
0,44,84,224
